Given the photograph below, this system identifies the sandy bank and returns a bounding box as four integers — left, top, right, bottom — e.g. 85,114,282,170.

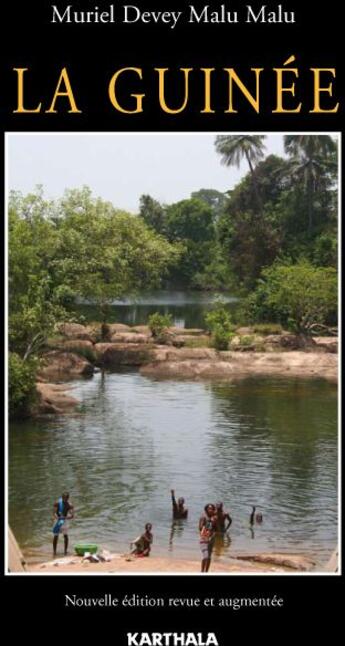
28,551,321,574
140,351,338,382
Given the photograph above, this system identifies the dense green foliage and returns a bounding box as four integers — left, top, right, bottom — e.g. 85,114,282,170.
245,261,337,333
9,353,38,417
205,305,234,350
148,312,173,338
9,187,179,416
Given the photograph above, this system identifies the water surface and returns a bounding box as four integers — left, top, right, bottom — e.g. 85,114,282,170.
76,290,238,328
9,371,337,566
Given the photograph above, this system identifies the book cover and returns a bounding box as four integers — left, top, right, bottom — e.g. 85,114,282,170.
2,0,342,636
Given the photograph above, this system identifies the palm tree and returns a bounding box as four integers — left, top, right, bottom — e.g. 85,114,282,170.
284,135,337,232
215,135,266,214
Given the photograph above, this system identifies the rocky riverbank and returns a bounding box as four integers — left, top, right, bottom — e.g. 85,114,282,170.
34,322,338,415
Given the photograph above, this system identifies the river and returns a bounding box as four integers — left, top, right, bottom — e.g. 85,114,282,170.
76,290,238,328
9,371,337,567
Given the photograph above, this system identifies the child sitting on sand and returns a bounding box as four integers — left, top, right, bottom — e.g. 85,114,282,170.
129,523,153,558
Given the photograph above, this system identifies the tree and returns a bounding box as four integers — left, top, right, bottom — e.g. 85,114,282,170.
215,135,266,214
191,188,228,219
139,194,167,235
245,261,337,334
53,189,180,326
284,135,337,233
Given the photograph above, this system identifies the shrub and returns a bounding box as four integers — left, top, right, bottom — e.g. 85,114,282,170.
9,353,38,418
148,312,173,338
205,306,234,350
212,325,231,350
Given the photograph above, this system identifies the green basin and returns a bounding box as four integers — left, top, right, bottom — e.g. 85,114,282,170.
74,543,98,556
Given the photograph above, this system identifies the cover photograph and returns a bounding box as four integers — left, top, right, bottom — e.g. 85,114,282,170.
1,0,342,632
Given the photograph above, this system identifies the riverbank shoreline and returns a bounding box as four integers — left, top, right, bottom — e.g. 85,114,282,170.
35,347,337,415
26,550,327,574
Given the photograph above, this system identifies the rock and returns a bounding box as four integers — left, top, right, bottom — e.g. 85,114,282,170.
106,323,131,334
235,326,254,335
168,327,206,336
171,335,210,347
110,333,151,344
36,383,80,415
153,346,218,361
38,351,94,380
57,322,95,342
313,337,338,353
264,334,309,350
131,326,152,336
234,553,315,571
141,351,337,381
94,343,155,366
53,339,94,351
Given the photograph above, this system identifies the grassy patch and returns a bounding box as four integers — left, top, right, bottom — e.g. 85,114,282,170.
252,323,283,335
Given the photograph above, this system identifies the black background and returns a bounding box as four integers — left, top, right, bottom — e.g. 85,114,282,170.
1,0,342,636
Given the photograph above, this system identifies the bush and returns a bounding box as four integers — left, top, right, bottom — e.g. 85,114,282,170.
205,305,234,350
148,312,173,338
205,306,234,334
212,325,231,350
9,353,38,418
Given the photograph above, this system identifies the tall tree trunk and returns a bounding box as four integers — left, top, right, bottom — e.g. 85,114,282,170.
245,152,262,215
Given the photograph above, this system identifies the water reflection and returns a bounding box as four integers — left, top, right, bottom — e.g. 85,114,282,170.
213,532,232,557
169,519,186,551
9,372,337,563
75,290,238,329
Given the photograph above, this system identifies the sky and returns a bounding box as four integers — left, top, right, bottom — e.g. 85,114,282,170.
7,133,285,213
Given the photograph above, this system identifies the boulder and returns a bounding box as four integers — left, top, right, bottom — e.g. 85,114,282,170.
141,351,337,381
171,335,210,347
110,333,151,344
57,322,95,342
52,339,94,351
264,334,311,350
234,553,315,571
94,343,155,366
159,347,217,361
235,326,254,335
168,327,206,336
312,337,338,354
35,383,79,415
106,323,131,334
38,351,94,380
131,325,152,336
